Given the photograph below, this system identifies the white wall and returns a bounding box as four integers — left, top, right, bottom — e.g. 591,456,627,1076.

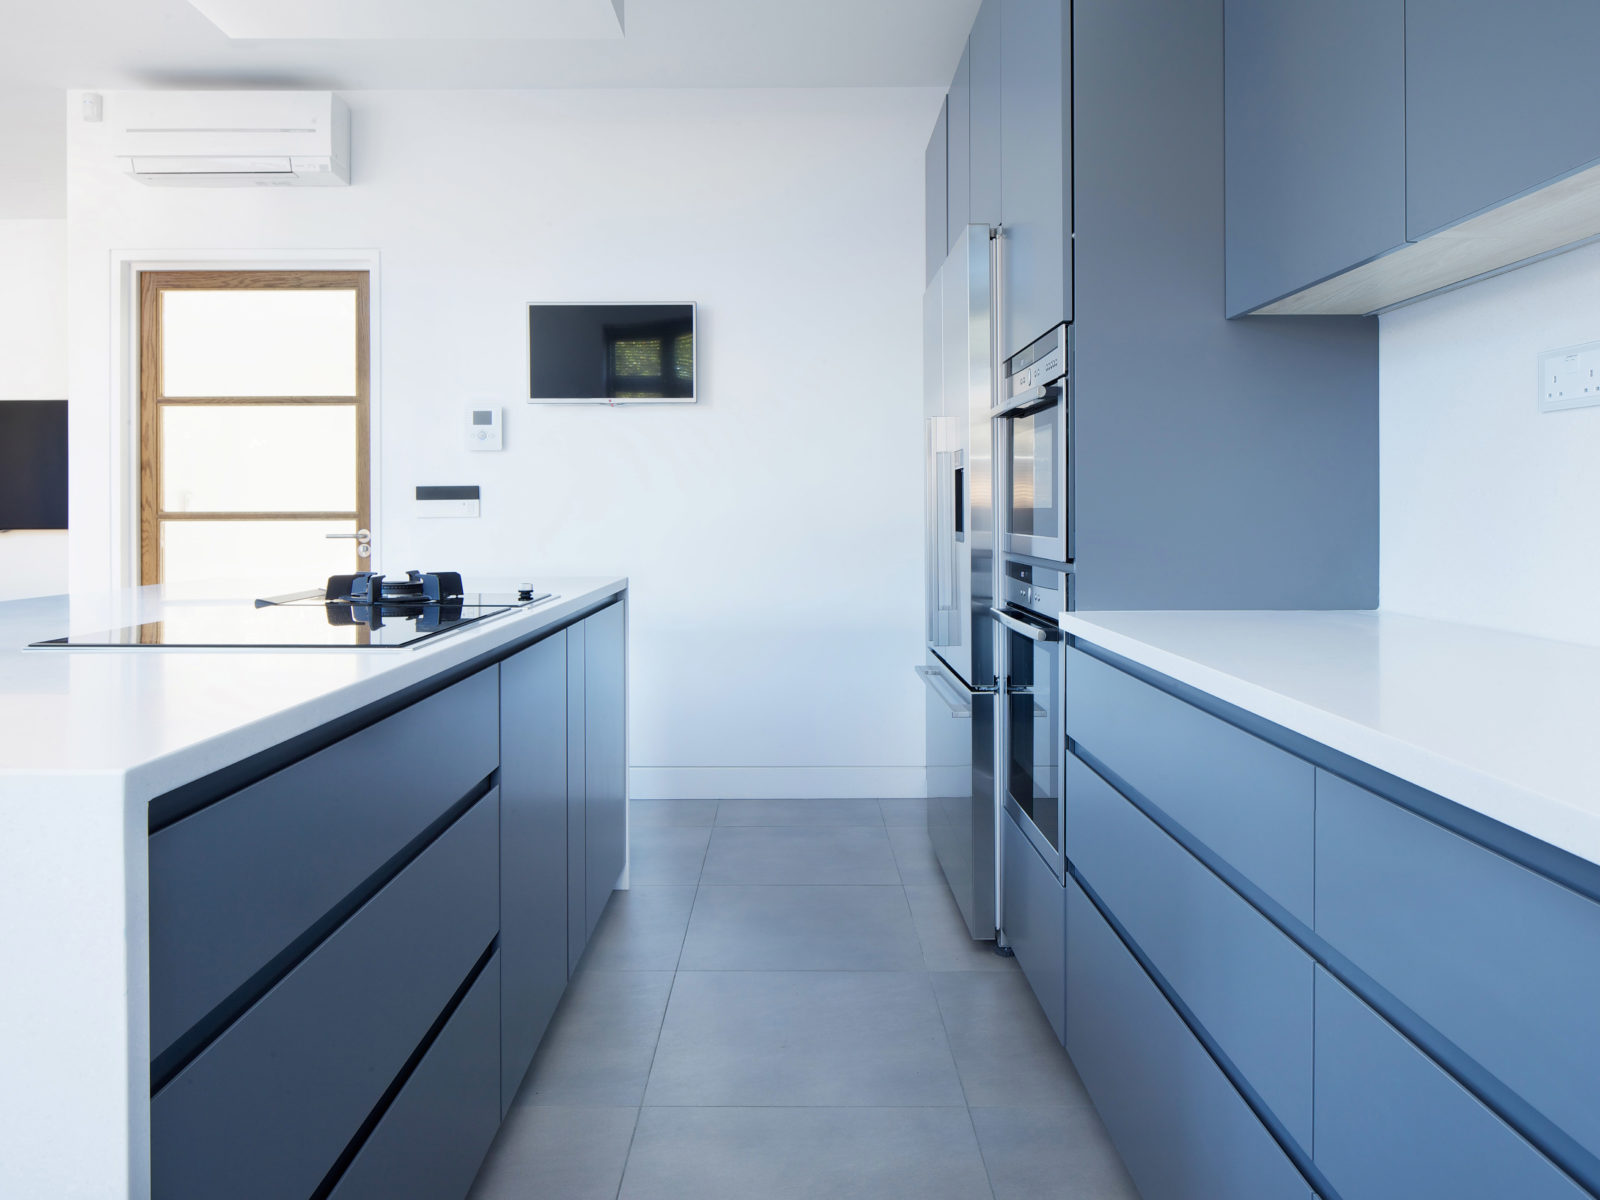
1381,241,1600,646
65,88,939,797
0,218,68,601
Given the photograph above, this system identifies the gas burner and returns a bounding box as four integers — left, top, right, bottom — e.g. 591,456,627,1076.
325,570,465,606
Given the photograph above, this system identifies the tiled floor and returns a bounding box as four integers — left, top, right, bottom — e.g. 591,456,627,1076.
468,798,1142,1200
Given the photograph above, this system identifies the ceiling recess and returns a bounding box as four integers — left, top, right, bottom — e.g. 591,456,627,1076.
183,0,625,40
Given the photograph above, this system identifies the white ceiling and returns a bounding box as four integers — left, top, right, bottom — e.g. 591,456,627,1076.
184,0,626,43
0,0,978,90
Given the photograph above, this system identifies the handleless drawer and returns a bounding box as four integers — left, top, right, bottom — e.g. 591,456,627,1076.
1316,769,1600,1168
151,790,499,1200
328,950,502,1200
1002,810,1065,1044
1066,752,1313,1147
1065,877,1314,1200
1314,968,1586,1200
1065,645,1314,924
149,666,499,1060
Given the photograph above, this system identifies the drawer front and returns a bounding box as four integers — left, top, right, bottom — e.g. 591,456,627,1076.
1002,810,1065,1043
1316,769,1600,1166
1314,968,1586,1200
329,950,501,1200
1065,645,1314,923
150,666,499,1059
152,791,500,1200
1065,877,1314,1200
1066,753,1313,1147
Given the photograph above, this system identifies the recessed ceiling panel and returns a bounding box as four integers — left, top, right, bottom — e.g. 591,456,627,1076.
184,0,625,40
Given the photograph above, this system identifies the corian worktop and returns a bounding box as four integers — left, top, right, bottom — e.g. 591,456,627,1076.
0,576,626,803
0,575,626,1200
1058,609,1600,870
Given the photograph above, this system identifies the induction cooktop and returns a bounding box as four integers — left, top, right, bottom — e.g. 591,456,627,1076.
28,571,557,651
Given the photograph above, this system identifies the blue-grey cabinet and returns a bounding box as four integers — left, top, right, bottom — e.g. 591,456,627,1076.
499,632,570,1113
999,0,1070,358
1316,769,1600,1170
584,601,628,941
1001,810,1065,1043
1314,968,1587,1200
968,0,1001,227
1223,0,1405,317
1065,877,1315,1200
947,45,972,249
926,98,949,285
1066,752,1313,1147
1405,0,1600,241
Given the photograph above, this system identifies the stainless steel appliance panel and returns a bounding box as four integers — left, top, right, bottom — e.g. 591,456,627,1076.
997,324,1072,565
920,650,996,939
995,561,1067,881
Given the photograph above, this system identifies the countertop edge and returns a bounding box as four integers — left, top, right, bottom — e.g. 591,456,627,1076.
1059,612,1600,871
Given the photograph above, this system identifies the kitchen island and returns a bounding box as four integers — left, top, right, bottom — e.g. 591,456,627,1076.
0,576,628,1200
1051,609,1600,1200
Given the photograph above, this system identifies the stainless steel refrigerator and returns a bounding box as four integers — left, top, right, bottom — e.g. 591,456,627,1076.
919,225,1000,941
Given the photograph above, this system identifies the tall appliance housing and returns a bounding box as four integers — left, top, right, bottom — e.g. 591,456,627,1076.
921,225,1000,941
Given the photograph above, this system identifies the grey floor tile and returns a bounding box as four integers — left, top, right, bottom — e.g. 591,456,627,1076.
905,884,1018,973
644,971,965,1107
680,884,924,971
715,797,884,826
516,969,674,1106
468,1105,638,1200
971,1106,1141,1200
580,885,697,971
700,825,900,885
628,825,711,884
879,797,932,826
620,1107,995,1200
888,822,946,886
933,972,1093,1108
631,799,719,827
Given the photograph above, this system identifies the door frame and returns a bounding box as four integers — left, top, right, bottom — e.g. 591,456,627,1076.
111,249,383,590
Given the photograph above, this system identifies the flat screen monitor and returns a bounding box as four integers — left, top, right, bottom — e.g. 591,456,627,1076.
529,303,696,404
0,400,67,530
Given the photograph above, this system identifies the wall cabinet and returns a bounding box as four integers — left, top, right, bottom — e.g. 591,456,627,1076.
967,0,1001,227
998,0,1070,358
1223,0,1405,317
925,98,948,286
946,45,972,250
1227,0,1600,314
499,631,572,1113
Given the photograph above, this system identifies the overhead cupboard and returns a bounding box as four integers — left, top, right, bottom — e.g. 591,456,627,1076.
1063,639,1600,1200
1226,0,1600,316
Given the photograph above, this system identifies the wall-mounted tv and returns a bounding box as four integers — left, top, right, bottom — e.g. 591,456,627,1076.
0,400,67,531
529,303,696,405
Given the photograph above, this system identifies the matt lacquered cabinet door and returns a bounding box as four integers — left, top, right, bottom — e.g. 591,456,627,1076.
926,98,949,286
498,633,569,1114
947,45,972,249
999,0,1070,358
1407,0,1600,240
584,601,627,941
1223,0,1405,316
566,617,587,976
968,0,1002,227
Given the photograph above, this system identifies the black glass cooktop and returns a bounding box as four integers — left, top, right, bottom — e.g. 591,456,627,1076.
29,590,555,651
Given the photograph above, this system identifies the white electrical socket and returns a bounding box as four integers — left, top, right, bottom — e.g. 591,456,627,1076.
1539,341,1600,412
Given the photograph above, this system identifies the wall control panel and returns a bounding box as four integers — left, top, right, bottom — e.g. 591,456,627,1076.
466,405,503,450
416,485,480,518
1539,341,1600,413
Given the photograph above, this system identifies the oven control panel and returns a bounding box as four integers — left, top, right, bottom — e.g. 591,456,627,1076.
1004,324,1069,402
1003,560,1068,619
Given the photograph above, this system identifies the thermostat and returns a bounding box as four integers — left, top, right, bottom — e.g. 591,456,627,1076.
466,405,502,451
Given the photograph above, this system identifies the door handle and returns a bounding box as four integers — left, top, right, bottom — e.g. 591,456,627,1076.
991,607,1063,643
916,665,972,718
327,528,373,559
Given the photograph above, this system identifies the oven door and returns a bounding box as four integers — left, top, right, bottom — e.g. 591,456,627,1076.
993,604,1065,878
999,386,1070,564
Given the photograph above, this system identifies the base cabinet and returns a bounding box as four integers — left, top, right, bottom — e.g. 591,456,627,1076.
1065,877,1314,1200
1001,811,1065,1043
584,601,627,942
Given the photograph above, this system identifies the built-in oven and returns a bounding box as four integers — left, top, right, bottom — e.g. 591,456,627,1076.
993,560,1068,879
995,324,1070,565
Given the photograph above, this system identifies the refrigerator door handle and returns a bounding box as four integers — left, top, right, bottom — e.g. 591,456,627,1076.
915,665,973,718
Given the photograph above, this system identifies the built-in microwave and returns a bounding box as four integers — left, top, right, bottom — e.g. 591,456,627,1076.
995,324,1070,565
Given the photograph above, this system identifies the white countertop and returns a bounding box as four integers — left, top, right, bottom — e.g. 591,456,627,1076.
0,576,626,804
1058,609,1600,869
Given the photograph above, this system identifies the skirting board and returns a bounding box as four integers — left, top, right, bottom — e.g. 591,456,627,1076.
629,766,927,800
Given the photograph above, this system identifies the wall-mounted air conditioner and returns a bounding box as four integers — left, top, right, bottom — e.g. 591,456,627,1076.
112,91,350,187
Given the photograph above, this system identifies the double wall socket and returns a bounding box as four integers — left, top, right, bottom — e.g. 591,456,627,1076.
1539,341,1600,412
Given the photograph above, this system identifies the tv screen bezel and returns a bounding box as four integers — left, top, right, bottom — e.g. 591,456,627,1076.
527,301,698,406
